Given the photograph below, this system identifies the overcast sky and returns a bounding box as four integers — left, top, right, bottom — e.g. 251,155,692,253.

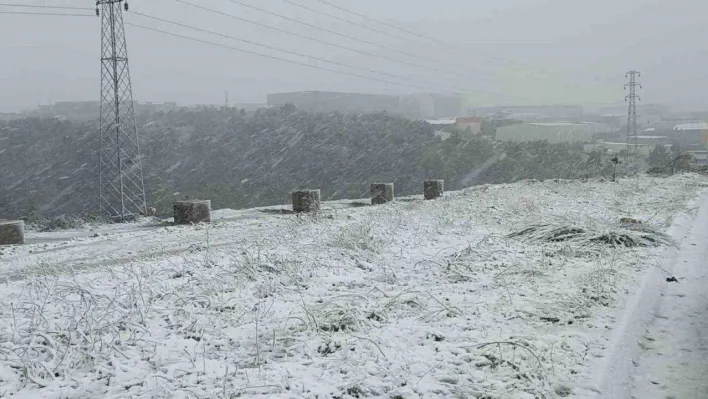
0,0,706,112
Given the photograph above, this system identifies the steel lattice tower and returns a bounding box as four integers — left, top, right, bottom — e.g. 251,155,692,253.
624,70,642,152
96,0,147,221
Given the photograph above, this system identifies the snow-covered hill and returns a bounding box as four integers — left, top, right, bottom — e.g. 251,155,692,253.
0,175,705,398
0,110,618,219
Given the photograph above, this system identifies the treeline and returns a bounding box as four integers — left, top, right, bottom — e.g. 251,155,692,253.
0,106,621,218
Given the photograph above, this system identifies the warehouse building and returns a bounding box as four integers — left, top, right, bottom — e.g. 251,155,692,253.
267,91,400,114
267,91,462,119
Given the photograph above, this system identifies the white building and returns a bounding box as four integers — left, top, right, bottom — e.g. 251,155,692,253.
672,121,708,147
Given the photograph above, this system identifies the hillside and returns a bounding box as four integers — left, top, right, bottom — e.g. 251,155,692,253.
0,174,704,398
1,107,619,219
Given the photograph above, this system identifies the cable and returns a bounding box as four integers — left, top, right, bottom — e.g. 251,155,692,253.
282,0,485,75
313,0,563,78
0,5,518,99
280,0,418,48
315,0,446,45
173,0,471,80
131,11,530,101
0,10,92,17
0,3,94,11
124,22,458,95
218,0,502,83
130,11,463,94
174,0,454,80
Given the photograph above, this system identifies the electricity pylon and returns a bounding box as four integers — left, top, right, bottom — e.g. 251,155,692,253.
96,0,147,221
624,70,642,153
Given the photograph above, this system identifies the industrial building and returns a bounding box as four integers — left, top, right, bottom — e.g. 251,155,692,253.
398,94,462,119
672,122,708,147
623,122,708,150
468,105,584,120
266,91,400,114
267,91,462,119
454,117,483,136
496,122,595,144
687,150,708,166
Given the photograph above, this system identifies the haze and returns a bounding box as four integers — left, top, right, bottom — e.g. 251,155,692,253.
0,0,706,112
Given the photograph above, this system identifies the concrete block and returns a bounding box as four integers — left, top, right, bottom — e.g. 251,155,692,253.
174,200,211,224
371,183,394,205
292,189,320,213
0,220,24,245
424,180,444,200
140,207,157,217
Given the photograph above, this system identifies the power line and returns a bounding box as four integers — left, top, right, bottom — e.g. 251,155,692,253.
0,3,94,11
283,0,513,77
219,0,499,83
124,22,458,95
315,0,446,45
130,11,462,94
0,10,92,17
292,0,525,76
0,4,527,102
0,5,510,98
312,0,562,78
131,11,530,101
280,0,421,49
173,0,474,82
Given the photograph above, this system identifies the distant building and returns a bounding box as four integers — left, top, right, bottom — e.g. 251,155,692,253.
584,142,654,157
229,103,269,112
468,105,583,120
50,101,100,121
267,91,462,119
0,112,22,122
672,121,708,148
34,100,180,121
455,117,482,136
496,122,595,144
634,135,675,146
397,94,462,119
584,135,675,157
687,150,708,166
267,91,400,114
592,103,667,128
134,101,178,114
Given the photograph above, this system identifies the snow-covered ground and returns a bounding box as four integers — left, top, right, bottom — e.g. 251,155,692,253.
0,175,706,398
629,195,708,398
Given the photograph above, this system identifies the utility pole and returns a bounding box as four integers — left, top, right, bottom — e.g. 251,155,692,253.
96,0,147,222
624,70,642,154
225,90,229,108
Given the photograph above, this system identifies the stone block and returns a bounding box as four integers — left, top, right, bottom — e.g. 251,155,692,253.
0,220,24,245
424,180,444,200
292,189,321,213
371,183,394,205
174,200,211,224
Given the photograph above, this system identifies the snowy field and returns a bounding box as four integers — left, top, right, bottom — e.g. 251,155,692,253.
0,175,706,398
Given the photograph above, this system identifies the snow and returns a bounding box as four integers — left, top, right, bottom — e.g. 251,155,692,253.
0,175,706,398
573,187,705,398
630,194,708,398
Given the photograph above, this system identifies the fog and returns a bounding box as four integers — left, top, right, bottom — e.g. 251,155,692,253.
1,0,707,112
4,4,708,397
